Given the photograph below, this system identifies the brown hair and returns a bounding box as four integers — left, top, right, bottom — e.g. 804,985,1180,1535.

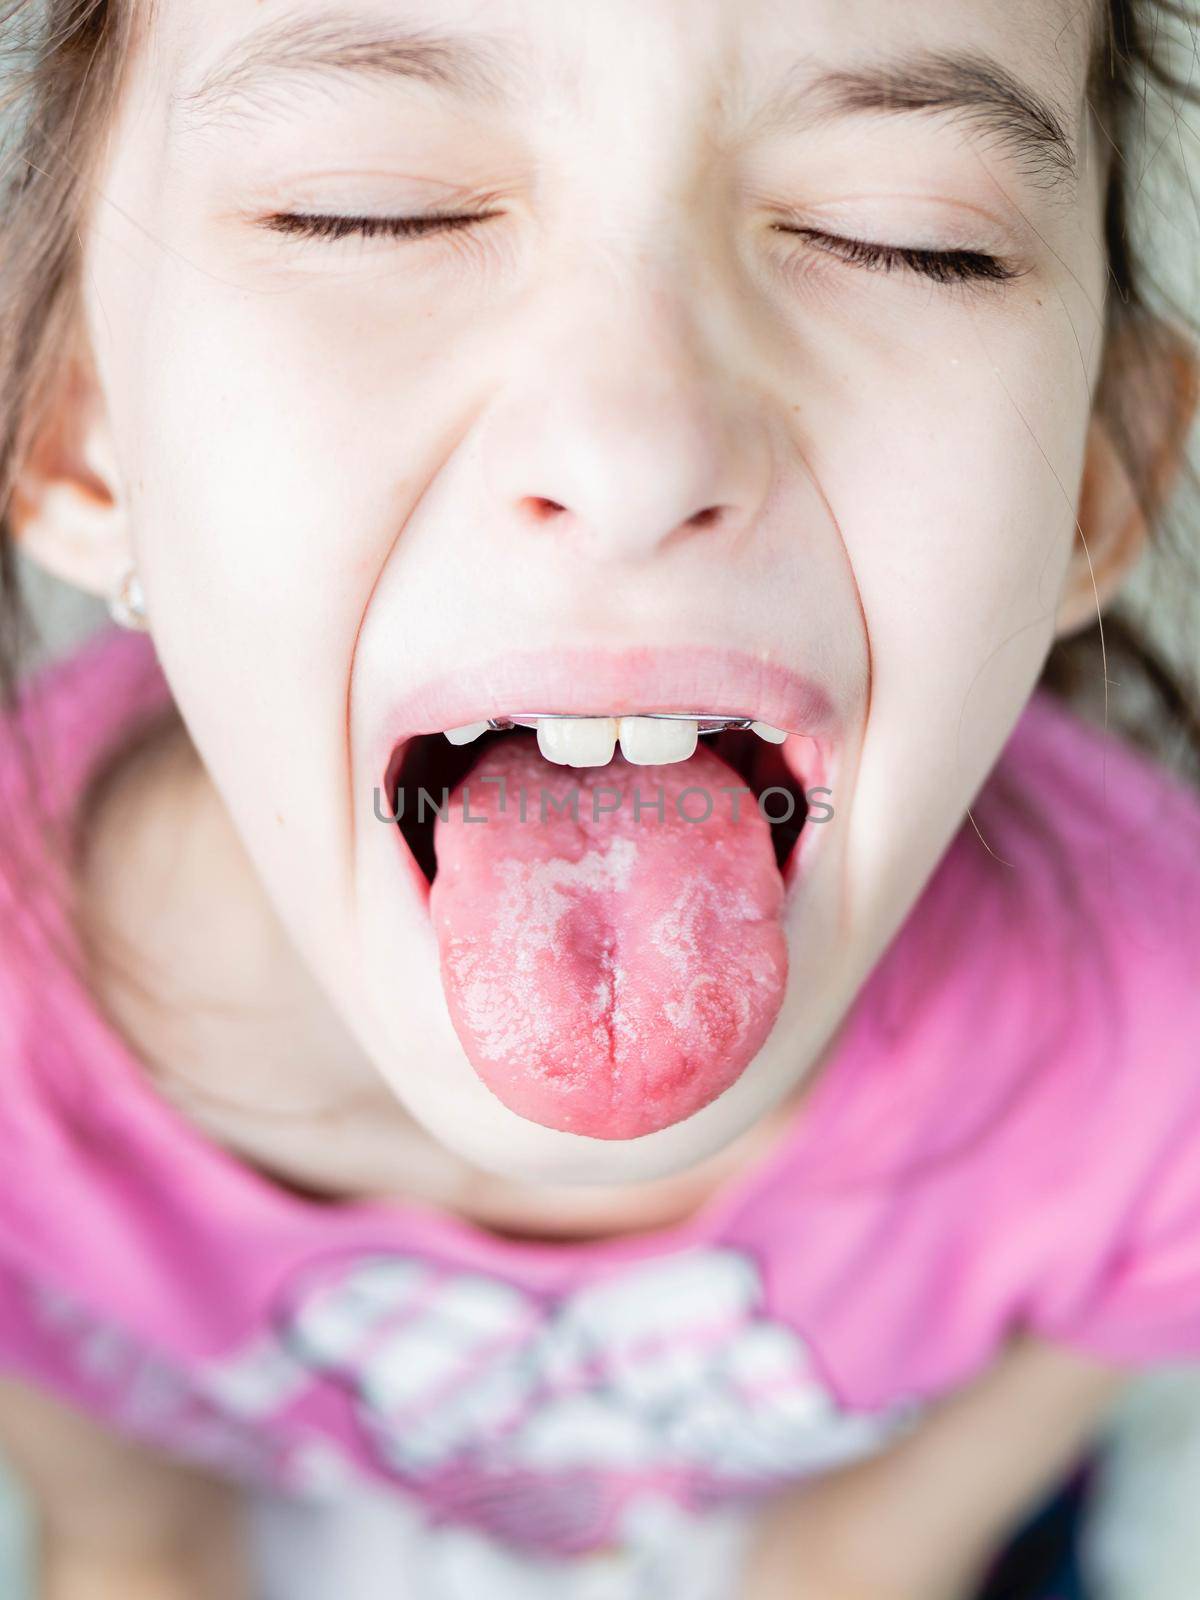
1042,0,1200,785
0,0,1198,805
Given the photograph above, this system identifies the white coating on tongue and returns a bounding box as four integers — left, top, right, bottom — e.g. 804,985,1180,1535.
429,738,788,1140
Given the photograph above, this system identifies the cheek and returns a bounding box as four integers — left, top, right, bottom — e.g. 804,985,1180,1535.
848,356,1083,685
90,239,490,716
125,278,452,616
82,252,474,987
815,297,1094,928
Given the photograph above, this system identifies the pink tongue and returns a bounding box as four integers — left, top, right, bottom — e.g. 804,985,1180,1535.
429,736,787,1140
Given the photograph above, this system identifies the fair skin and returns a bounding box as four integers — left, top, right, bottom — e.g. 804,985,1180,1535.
9,0,1195,1592
19,0,1149,1182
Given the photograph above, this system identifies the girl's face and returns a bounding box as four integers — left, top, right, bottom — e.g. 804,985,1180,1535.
75,0,1108,1181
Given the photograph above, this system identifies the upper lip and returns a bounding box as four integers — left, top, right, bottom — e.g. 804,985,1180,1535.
374,645,840,762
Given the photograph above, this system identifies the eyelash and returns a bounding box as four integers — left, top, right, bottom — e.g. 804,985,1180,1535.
263,210,491,243
774,225,1019,286
261,209,1019,288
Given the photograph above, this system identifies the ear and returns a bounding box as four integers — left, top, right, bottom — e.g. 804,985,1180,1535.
8,345,131,601
1055,324,1199,640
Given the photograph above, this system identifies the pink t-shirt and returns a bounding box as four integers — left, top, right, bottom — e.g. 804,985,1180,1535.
2,623,1199,1557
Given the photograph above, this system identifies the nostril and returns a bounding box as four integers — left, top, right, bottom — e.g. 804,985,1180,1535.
522,495,567,523
687,504,724,530
515,495,730,548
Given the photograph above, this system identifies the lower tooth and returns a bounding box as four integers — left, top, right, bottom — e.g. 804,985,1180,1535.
618,717,698,765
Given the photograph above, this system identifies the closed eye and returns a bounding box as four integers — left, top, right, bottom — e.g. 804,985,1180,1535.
259,210,1022,291
260,210,498,242
775,224,1021,286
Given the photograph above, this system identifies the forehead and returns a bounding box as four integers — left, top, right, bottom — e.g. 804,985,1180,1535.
143,0,1097,135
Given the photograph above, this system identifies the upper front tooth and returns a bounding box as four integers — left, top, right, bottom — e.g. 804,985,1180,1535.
750,721,788,745
537,717,618,767
618,717,698,765
444,721,490,746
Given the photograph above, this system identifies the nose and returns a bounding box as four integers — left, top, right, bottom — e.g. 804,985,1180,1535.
479,269,775,565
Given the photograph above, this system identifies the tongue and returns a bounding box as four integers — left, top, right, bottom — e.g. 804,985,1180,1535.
429,736,787,1140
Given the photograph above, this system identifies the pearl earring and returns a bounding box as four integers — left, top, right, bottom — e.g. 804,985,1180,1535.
107,562,149,631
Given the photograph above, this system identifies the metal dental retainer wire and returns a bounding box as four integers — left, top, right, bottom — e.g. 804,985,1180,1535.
485,713,754,734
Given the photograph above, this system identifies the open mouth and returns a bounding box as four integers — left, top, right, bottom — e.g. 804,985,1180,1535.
385,717,814,887
374,657,836,1144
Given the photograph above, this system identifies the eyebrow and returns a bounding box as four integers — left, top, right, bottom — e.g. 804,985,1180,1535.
171,15,528,130
172,18,1078,202
746,48,1079,199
